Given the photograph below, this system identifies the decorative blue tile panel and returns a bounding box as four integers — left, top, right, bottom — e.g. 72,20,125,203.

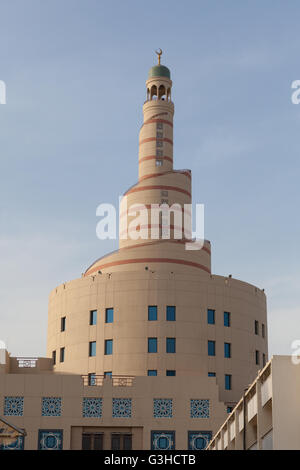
190,399,209,418
151,431,175,450
4,397,24,416
38,430,63,450
0,436,24,450
112,398,132,418
153,399,173,418
41,397,62,417
188,431,212,450
82,398,103,418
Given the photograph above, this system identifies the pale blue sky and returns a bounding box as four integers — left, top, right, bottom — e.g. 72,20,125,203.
0,0,300,356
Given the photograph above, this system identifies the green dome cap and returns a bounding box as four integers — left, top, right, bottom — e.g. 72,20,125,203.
148,64,171,79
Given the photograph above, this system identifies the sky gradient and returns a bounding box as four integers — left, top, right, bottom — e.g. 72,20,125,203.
0,0,300,357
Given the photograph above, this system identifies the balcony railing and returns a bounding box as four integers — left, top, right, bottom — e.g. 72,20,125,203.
82,375,135,387
16,358,38,368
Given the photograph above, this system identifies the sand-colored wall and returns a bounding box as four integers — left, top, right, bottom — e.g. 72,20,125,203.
47,270,267,405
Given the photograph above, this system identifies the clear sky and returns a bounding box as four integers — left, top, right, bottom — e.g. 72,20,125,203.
0,0,299,357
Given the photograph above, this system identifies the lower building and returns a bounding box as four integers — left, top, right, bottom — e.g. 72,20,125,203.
0,350,229,450
207,355,300,450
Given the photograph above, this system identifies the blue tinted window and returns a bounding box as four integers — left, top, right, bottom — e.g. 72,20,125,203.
224,312,230,327
89,341,96,357
227,406,233,413
255,350,260,365
166,370,176,376
90,310,97,325
88,373,96,386
60,347,65,363
224,343,231,358
105,339,113,355
208,372,216,377
166,338,176,353
148,306,157,321
104,371,112,378
148,370,157,376
225,374,232,390
105,308,114,323
208,340,215,356
207,309,215,325
148,338,157,353
61,317,66,332
166,306,176,321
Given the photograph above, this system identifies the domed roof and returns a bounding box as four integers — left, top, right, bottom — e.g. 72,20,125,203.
148,65,171,79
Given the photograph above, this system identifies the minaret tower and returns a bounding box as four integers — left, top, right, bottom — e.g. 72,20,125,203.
139,49,175,180
83,51,212,273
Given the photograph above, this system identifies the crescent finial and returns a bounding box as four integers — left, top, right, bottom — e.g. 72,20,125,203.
155,48,162,65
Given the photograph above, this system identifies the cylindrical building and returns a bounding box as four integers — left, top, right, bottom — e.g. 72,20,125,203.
47,54,268,414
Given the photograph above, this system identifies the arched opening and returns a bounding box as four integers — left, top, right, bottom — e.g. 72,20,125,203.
158,84,166,101
167,88,171,102
147,88,150,101
150,85,157,100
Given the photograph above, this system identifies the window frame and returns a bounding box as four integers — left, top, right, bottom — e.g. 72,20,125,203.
104,339,113,355
105,308,114,324
166,337,176,354
89,341,97,357
207,309,215,325
148,337,158,353
208,340,216,356
166,306,176,321
224,311,231,327
90,310,97,326
148,306,158,321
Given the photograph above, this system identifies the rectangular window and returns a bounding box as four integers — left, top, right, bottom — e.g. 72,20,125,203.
105,339,113,355
262,323,265,338
60,347,65,363
208,340,215,356
82,433,103,450
208,372,216,377
207,309,215,325
156,159,163,167
166,370,176,376
156,140,163,147
148,338,157,353
224,342,231,358
89,341,96,357
61,317,66,332
255,320,259,335
255,350,260,365
224,312,231,327
52,350,56,365
227,406,233,414
166,337,176,353
111,434,132,451
263,353,266,367
166,306,176,321
105,308,114,323
148,306,157,321
225,374,232,390
157,122,163,130
88,373,96,386
90,310,97,325
148,370,157,376
156,131,163,138
104,371,112,378
161,190,168,197
156,149,163,157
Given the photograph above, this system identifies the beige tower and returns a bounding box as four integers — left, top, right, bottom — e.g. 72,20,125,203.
47,51,268,411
